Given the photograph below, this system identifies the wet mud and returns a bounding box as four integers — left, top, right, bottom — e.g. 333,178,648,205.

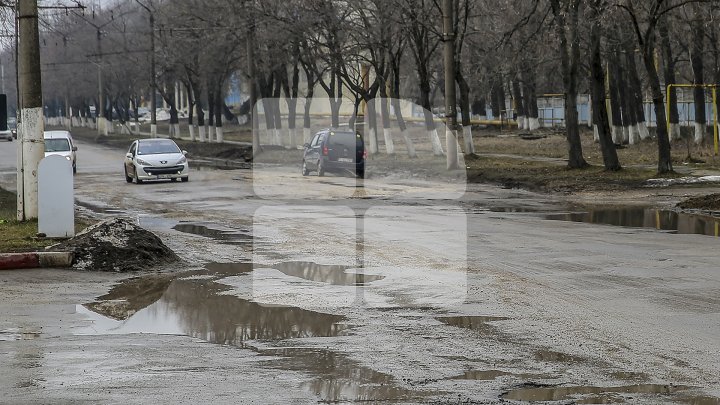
502,383,693,403
173,223,252,245
269,261,385,286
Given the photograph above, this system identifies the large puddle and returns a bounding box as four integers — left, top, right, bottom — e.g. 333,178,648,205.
76,263,415,402
173,223,252,244
77,276,347,342
547,208,720,237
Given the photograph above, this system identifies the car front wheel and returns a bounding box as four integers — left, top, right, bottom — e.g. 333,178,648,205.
181,177,189,182
124,166,132,183
134,167,143,184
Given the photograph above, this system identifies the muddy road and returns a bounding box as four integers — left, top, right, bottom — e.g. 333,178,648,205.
1,139,719,404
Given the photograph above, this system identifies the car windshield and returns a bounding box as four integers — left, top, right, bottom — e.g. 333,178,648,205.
137,140,181,155
328,132,362,149
45,138,71,152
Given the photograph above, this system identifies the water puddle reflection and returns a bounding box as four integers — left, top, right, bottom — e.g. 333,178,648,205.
173,223,252,244
502,383,691,403
437,316,510,333
547,208,720,237
269,261,384,286
77,276,347,343
262,348,419,402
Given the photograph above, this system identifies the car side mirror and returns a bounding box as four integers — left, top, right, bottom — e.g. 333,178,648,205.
182,150,188,155
126,153,132,159
72,146,78,152
303,143,310,149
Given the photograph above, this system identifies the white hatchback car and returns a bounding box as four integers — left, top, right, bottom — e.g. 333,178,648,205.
124,138,189,183
44,130,78,173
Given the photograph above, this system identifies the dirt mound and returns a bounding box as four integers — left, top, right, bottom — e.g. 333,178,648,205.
51,218,179,272
677,194,720,211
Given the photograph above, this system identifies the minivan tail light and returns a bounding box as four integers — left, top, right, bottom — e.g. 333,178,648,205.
322,145,329,156
363,150,368,159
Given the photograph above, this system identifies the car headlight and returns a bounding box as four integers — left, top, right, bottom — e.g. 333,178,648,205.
177,156,187,165
136,158,149,165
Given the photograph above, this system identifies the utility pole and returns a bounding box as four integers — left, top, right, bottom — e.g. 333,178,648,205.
17,0,44,220
443,0,459,170
135,0,157,138
97,28,107,135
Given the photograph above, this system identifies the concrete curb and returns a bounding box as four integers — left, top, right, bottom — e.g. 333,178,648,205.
0,252,74,270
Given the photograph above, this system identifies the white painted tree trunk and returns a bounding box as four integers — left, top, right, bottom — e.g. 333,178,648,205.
107,122,113,135
189,125,196,142
670,124,682,141
150,124,157,138
517,115,526,130
303,128,312,145
446,128,460,169
621,126,629,144
462,126,474,154
368,127,378,155
289,128,297,149
629,125,640,145
273,128,282,146
198,126,206,143
593,125,600,142
401,129,417,158
173,123,181,139
383,128,395,155
209,125,216,142
429,129,444,156
611,125,622,144
638,122,650,140
215,127,223,143
528,117,541,131
694,123,705,144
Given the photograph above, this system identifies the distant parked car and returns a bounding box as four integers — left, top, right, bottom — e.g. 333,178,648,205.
8,118,17,139
124,138,189,184
302,129,366,178
44,130,77,173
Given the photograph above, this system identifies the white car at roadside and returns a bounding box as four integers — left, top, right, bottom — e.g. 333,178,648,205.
124,138,189,184
44,130,78,174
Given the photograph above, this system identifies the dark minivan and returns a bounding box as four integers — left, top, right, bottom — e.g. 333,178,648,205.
302,129,366,178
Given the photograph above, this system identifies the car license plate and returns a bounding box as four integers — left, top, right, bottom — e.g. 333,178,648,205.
338,158,353,163
158,174,171,179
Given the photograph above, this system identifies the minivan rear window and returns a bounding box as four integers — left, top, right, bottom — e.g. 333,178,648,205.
328,132,362,149
45,139,71,152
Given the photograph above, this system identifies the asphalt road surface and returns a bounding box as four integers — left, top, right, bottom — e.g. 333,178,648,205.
1,138,719,404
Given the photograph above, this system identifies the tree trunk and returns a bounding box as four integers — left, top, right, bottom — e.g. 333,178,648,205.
550,0,587,168
457,67,475,154
659,18,681,141
642,42,674,173
511,78,525,129
589,1,620,170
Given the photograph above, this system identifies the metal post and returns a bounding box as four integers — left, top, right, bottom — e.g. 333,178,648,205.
713,87,718,156
442,0,459,170
17,0,44,221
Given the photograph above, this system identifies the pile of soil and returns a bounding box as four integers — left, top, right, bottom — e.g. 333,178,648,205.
677,194,720,211
51,218,179,272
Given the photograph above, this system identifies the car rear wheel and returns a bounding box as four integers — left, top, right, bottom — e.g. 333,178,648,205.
124,166,132,183
302,160,309,176
317,160,325,177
